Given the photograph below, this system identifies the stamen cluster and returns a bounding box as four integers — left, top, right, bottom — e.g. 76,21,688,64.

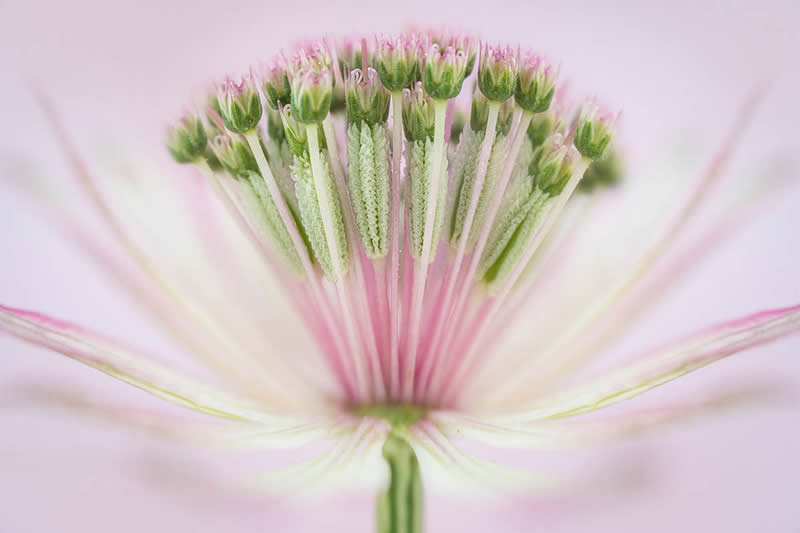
165,31,619,409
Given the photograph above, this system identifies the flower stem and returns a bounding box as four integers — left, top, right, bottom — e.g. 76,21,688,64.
404,99,447,402
388,90,404,400
377,432,423,533
418,101,500,399
441,157,591,404
306,124,372,401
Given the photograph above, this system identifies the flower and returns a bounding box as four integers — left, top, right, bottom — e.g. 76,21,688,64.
374,33,426,92
256,57,291,110
477,42,517,102
2,30,799,533
216,74,263,134
345,67,391,126
515,52,558,114
423,35,476,100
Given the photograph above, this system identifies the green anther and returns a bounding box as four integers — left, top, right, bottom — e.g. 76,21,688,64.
482,192,551,289
239,171,303,274
264,137,298,214
448,127,510,249
478,176,545,280
346,121,391,258
292,152,349,277
377,431,423,533
406,138,448,261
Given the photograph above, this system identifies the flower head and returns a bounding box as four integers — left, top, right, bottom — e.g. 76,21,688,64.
401,81,435,141
573,101,618,160
529,133,580,195
477,42,518,102
257,57,292,110
374,33,426,91
288,44,334,123
165,111,208,164
216,74,263,133
4,29,799,533
423,39,475,100
345,68,390,126
515,52,558,113
209,133,258,177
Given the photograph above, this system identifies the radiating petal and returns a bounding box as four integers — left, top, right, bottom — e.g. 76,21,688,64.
466,88,771,404
247,418,389,493
2,383,344,450
489,304,800,423
28,91,328,403
404,421,560,494
433,381,790,448
0,304,321,424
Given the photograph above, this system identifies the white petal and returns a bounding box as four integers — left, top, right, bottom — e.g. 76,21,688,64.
491,304,800,423
404,421,560,495
433,382,785,448
0,304,318,424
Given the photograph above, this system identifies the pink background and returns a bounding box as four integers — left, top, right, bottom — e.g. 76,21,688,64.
1,0,799,531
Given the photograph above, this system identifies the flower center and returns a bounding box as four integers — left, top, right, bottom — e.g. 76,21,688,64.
354,403,429,427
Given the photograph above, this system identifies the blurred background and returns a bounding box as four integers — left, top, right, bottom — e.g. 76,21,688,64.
1,0,799,531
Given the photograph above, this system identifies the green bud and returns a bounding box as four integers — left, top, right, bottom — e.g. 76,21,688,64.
166,113,208,164
279,104,326,157
345,68,391,126
573,104,616,160
216,75,263,134
290,67,333,123
529,134,579,196
515,53,557,114
423,43,472,100
477,43,517,102
258,59,291,110
210,134,259,178
374,34,425,91
402,82,435,142
288,46,334,123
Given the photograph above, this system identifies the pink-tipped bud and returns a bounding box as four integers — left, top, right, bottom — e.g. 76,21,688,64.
290,67,333,123
477,42,517,102
216,73,263,134
573,101,618,160
529,134,580,196
423,42,472,101
374,33,426,91
515,52,558,114
258,57,291,110
402,81,436,141
166,111,208,164
345,68,390,125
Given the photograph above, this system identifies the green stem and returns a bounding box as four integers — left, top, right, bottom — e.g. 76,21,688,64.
378,432,423,533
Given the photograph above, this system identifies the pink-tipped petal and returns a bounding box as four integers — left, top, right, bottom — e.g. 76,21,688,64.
492,304,800,423
0,304,307,424
433,381,789,448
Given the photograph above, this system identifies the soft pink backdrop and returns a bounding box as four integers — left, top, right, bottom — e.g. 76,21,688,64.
1,0,799,531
